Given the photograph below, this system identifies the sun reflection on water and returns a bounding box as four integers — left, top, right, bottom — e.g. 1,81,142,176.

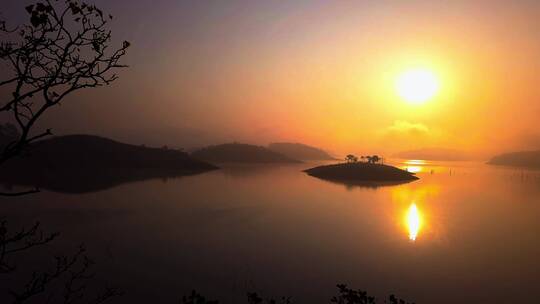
406,203,421,241
401,159,427,174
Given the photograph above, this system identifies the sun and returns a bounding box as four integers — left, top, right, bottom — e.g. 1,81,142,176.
396,69,439,105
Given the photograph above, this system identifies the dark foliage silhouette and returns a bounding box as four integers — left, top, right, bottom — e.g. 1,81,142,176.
246,292,291,304
181,290,219,304
180,285,413,304
331,284,414,304
363,155,381,164
0,221,58,274
0,0,129,196
0,221,122,304
345,154,358,163
9,245,123,304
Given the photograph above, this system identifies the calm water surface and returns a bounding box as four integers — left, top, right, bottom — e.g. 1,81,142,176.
2,160,540,303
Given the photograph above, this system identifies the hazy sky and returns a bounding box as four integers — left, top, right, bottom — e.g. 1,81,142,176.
2,0,540,156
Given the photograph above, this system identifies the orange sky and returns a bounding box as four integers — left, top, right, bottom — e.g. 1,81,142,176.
5,0,540,157
163,0,540,157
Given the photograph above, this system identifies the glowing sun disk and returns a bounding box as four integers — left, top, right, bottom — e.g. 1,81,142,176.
396,69,439,104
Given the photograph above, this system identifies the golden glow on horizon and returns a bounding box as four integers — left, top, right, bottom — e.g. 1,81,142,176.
396,69,439,105
405,166,422,174
404,160,427,165
406,203,422,241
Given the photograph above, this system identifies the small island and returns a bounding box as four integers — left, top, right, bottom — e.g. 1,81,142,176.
304,155,418,183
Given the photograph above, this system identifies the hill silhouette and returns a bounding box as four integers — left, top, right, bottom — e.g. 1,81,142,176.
5,134,218,170
191,143,300,163
488,150,540,168
0,135,218,192
268,142,335,160
304,162,419,183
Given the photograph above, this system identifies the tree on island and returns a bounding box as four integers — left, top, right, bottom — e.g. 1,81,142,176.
0,1,128,302
363,155,381,164
346,155,384,164
345,154,358,163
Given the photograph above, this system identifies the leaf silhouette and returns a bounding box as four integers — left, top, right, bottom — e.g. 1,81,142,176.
25,5,34,14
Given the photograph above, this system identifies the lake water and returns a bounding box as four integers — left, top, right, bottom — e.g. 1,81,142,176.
2,160,540,303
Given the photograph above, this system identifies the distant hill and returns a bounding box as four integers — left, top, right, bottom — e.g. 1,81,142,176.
0,135,218,192
304,162,418,182
191,143,300,163
488,150,540,168
4,134,218,171
268,142,335,161
394,148,471,161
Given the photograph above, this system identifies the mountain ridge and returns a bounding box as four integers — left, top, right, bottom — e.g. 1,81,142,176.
191,143,301,163
268,142,335,161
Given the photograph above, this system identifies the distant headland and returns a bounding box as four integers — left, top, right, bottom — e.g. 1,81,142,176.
191,143,301,164
268,142,335,161
4,134,217,171
488,150,540,168
0,135,218,192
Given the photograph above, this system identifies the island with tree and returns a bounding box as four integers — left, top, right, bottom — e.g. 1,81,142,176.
304,154,419,183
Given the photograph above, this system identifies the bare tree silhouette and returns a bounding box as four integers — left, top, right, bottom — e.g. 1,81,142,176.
1,220,123,304
0,0,129,196
0,221,58,274
1,1,128,303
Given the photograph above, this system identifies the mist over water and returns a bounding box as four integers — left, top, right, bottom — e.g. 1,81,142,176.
2,160,540,303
